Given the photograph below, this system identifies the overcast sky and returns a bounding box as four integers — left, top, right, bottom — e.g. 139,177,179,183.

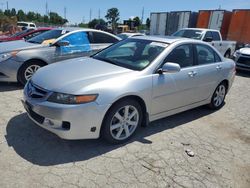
1,0,250,24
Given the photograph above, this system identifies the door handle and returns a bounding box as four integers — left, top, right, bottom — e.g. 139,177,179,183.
219,43,222,46
188,71,197,77
216,65,222,70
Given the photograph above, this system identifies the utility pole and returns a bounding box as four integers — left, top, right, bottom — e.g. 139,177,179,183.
141,7,144,24
82,16,85,24
64,6,67,19
45,1,48,16
6,1,8,10
89,8,92,22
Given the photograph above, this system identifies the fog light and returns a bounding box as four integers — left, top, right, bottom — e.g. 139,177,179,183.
44,118,54,126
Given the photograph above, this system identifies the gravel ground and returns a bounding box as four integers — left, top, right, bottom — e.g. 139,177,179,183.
0,72,249,188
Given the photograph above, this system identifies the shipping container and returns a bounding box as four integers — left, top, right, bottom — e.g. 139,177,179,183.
208,10,232,39
150,12,168,35
196,10,211,28
166,11,198,35
188,12,198,28
166,11,180,35
227,9,250,44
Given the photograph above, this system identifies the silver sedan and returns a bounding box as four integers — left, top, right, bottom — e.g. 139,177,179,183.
22,36,235,144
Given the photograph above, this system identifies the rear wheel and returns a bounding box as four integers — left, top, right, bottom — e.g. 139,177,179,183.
209,82,227,110
18,60,45,85
101,99,142,144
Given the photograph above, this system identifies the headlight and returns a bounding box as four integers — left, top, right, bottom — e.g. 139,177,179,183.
0,51,19,62
233,50,240,57
47,92,98,104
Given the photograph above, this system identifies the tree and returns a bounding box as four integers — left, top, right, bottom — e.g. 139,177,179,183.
146,18,150,29
17,10,26,21
10,8,16,16
133,16,141,27
105,8,119,31
26,11,36,21
88,18,106,28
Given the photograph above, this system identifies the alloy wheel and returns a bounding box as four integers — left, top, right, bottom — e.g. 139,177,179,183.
213,85,226,107
110,105,139,140
24,65,41,81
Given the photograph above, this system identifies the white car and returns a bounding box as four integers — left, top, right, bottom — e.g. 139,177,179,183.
17,22,37,29
233,45,250,71
173,28,236,58
117,32,144,40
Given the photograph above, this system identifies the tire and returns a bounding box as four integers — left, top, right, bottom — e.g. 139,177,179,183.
224,51,231,58
101,99,142,144
209,82,227,110
17,60,45,85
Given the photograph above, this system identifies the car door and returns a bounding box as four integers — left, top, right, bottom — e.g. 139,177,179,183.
205,31,220,52
211,31,224,55
192,43,223,101
54,31,92,62
88,31,119,55
151,44,200,115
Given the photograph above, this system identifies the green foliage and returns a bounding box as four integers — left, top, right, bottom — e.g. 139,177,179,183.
133,16,141,27
78,23,88,28
88,19,106,28
2,8,67,25
105,8,119,31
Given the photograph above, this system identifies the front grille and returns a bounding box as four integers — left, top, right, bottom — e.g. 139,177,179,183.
237,57,250,66
27,81,48,99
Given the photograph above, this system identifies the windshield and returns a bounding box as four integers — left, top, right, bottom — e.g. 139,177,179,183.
27,29,68,44
117,34,128,40
93,38,168,70
11,29,34,37
172,29,203,40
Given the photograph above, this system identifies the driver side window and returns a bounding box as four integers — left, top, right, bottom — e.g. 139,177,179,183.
164,44,194,68
60,31,91,53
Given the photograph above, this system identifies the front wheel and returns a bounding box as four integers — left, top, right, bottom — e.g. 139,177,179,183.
18,61,45,85
209,83,227,110
101,99,142,144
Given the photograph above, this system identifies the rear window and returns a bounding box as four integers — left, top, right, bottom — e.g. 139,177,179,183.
90,32,119,43
30,24,36,27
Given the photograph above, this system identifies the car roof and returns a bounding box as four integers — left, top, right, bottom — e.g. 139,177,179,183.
132,35,188,44
180,28,220,32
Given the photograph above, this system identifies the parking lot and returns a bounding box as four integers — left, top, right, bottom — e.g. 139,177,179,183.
0,72,249,188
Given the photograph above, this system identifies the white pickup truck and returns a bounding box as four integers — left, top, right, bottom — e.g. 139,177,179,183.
172,28,236,58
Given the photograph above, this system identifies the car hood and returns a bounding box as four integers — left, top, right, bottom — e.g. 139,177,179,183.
32,57,134,94
239,48,250,55
0,40,44,54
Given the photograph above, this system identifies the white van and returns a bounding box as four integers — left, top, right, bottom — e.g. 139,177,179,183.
17,22,37,29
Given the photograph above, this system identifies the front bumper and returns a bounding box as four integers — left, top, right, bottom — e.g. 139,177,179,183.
0,58,22,82
22,85,111,140
234,54,250,71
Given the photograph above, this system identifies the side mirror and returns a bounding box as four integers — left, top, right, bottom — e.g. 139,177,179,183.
158,62,181,74
203,37,213,42
55,40,70,47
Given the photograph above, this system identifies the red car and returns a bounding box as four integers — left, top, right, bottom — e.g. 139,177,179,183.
0,27,52,42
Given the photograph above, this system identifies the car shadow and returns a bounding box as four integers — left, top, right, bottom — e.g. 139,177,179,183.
5,105,215,166
236,70,250,78
0,82,23,92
